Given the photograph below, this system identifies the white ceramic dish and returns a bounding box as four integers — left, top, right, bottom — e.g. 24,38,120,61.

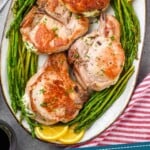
0,0,146,144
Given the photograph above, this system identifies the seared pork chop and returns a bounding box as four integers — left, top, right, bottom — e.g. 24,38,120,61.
60,0,110,16
24,53,88,125
20,0,89,54
68,14,125,91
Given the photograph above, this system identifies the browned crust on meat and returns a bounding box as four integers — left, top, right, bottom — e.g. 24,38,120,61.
26,53,89,124
20,4,89,54
60,0,110,13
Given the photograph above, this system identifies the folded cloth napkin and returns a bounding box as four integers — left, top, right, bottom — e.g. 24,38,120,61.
73,73,150,148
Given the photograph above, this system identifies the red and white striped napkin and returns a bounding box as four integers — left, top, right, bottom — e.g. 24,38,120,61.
75,73,150,148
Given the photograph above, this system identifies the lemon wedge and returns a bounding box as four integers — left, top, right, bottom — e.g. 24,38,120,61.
58,125,85,144
35,125,68,141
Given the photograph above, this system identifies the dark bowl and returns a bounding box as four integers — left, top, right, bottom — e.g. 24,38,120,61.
0,120,17,150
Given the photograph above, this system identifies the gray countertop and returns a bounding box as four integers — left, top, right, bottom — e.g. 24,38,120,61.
0,1,150,150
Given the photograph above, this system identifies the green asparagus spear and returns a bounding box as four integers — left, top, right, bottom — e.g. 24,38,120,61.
7,0,38,136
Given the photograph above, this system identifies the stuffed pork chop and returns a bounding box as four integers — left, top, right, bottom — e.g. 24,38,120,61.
20,0,89,54
24,53,88,125
68,14,125,91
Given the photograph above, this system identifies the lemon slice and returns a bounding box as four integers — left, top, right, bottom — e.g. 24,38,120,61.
58,125,85,144
35,125,68,141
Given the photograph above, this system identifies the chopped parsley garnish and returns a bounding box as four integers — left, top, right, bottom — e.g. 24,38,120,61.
110,35,115,41
43,17,48,24
40,102,47,107
75,14,81,19
39,88,46,94
85,54,90,59
74,53,79,58
52,27,59,36
52,27,58,32
67,87,74,94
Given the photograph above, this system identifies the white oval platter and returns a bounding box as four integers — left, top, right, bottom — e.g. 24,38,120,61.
0,0,146,144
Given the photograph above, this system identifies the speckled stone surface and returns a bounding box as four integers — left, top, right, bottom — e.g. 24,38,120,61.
0,1,150,150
